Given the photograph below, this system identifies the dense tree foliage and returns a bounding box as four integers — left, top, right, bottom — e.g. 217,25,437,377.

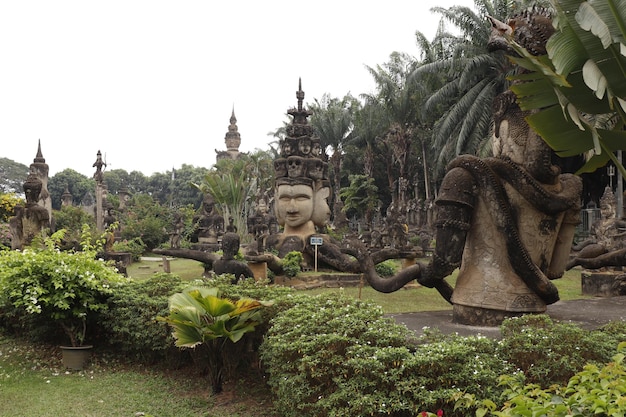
0,158,28,194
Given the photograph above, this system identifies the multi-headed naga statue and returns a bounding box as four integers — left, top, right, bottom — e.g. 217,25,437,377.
352,8,583,326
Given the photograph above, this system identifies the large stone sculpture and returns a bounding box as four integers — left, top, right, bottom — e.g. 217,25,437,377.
352,8,583,326
247,80,412,276
10,173,51,249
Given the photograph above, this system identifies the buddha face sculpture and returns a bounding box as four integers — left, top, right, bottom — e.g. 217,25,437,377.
312,185,331,226
275,183,314,230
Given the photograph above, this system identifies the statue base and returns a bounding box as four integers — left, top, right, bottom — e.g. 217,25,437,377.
581,270,626,297
248,261,267,281
452,304,526,327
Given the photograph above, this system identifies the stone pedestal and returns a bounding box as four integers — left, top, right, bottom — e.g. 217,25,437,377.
581,270,626,297
248,261,267,281
401,257,416,269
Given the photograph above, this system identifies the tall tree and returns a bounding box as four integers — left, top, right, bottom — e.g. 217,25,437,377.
193,153,273,239
309,94,359,222
0,158,29,194
411,0,552,175
48,169,95,210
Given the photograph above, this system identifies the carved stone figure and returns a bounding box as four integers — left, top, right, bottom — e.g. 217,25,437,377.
351,8,583,326
213,232,254,282
10,173,51,249
193,194,224,248
567,186,626,269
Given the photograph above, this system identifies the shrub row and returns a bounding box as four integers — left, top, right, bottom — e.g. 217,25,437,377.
260,295,626,417
1,261,624,416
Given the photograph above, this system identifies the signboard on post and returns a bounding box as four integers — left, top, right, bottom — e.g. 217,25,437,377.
310,236,323,272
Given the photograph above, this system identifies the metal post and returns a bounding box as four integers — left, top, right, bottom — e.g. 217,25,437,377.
617,151,623,219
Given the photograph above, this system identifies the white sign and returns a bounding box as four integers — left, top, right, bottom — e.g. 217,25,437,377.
310,236,323,246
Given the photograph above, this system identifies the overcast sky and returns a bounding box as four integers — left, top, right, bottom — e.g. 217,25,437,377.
1,0,475,178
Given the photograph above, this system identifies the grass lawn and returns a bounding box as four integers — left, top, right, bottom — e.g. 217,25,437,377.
0,258,587,416
0,335,276,417
127,258,586,314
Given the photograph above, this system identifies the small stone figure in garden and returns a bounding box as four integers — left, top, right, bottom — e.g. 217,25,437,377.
567,186,626,269
93,150,106,184
213,232,254,282
169,212,185,249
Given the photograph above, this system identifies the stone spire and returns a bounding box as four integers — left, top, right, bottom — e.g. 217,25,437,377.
216,106,244,161
225,106,241,153
29,140,52,219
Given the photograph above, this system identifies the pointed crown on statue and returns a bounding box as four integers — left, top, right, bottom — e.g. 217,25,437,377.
274,79,329,190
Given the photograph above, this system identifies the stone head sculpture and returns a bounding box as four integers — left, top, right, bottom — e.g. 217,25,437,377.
273,80,330,238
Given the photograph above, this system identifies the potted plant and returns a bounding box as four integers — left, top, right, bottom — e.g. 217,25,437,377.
0,226,128,369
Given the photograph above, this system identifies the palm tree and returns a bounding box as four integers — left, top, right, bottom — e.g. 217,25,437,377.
362,51,438,203
309,94,359,223
193,155,271,239
411,0,552,174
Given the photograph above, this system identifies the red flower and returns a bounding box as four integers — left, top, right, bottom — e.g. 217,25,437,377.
421,412,428,417
437,410,444,417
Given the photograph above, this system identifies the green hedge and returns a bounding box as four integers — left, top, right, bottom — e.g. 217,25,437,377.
260,294,626,417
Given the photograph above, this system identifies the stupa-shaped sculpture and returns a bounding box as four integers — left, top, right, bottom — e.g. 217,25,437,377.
266,79,331,263
61,185,73,207
29,140,52,220
216,107,244,161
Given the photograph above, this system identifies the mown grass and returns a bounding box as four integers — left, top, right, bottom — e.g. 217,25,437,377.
127,258,587,314
0,334,276,417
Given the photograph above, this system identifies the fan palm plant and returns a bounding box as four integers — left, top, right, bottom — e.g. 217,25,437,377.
158,286,270,393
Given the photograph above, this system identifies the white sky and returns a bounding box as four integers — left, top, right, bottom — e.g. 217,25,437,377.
1,0,474,177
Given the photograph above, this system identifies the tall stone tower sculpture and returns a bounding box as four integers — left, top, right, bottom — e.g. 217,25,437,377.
215,107,244,161
29,140,52,220
268,79,331,260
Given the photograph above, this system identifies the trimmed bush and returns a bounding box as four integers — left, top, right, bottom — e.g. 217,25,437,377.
282,251,303,277
259,292,512,416
498,314,624,386
99,273,189,363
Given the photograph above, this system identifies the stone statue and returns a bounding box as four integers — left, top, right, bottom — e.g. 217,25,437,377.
193,194,224,249
349,8,583,326
245,80,411,276
93,150,106,184
213,232,254,283
567,186,626,269
10,173,51,249
169,212,185,249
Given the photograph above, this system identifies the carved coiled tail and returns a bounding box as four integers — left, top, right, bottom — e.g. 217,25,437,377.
342,244,454,302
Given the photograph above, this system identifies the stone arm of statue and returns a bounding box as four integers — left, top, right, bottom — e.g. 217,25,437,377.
344,167,475,303
151,248,219,268
244,253,284,275
547,206,580,279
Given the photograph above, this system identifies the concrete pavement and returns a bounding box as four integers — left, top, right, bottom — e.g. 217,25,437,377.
390,296,626,339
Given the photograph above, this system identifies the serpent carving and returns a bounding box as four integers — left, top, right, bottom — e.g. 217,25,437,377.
353,8,583,325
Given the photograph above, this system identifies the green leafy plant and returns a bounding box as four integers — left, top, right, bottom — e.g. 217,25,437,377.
112,237,146,261
375,259,398,277
0,227,128,346
282,251,303,277
100,273,189,363
454,342,626,417
498,314,620,386
158,286,271,393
